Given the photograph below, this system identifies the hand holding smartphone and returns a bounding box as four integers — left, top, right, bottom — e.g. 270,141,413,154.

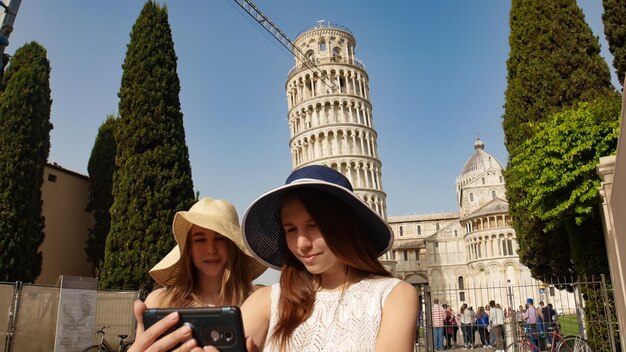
143,306,246,351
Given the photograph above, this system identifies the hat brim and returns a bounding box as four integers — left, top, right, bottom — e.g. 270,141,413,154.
150,209,267,286
242,179,393,270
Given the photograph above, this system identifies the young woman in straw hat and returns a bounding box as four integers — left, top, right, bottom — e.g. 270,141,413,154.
128,197,266,352
234,165,418,351
144,197,266,308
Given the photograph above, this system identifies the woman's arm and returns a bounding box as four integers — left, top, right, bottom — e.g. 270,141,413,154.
376,281,418,352
241,285,272,351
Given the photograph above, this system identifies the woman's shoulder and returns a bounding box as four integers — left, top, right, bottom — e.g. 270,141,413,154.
382,279,417,304
360,276,402,287
241,285,272,319
144,287,167,308
245,284,273,303
355,276,406,295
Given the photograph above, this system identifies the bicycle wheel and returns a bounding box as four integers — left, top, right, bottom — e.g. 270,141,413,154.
81,345,103,352
556,336,592,352
505,340,533,351
119,341,134,352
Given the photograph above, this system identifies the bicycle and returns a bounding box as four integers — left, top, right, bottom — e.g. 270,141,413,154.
82,325,134,352
505,324,592,352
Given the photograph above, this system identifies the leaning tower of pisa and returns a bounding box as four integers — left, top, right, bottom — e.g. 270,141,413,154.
285,21,388,218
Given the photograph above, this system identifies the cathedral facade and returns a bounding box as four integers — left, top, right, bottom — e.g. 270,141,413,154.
387,139,570,311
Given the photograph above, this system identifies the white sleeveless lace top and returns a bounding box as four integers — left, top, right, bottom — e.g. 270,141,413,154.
264,277,401,352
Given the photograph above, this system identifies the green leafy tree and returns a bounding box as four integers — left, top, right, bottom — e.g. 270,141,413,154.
0,42,52,282
503,0,614,280
507,95,621,351
85,116,117,276
602,0,626,87
99,1,195,291
507,95,620,274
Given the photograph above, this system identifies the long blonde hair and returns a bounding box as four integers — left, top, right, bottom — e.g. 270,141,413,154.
156,229,253,307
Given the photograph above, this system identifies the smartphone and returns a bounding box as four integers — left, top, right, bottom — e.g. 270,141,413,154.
143,306,246,351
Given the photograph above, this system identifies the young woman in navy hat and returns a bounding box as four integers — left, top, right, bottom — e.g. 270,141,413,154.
239,165,418,351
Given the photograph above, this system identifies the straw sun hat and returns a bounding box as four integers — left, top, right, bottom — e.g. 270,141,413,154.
149,197,267,286
242,165,394,270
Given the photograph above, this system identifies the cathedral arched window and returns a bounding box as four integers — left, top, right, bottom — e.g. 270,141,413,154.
436,223,440,231
470,193,474,202
399,226,404,237
482,177,485,184
417,225,421,235
499,176,503,183
319,39,326,51
458,276,465,290
492,191,496,199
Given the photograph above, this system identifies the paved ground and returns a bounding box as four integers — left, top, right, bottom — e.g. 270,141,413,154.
415,342,505,351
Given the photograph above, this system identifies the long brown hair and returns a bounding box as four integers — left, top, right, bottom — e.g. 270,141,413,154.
270,189,391,350
157,228,253,307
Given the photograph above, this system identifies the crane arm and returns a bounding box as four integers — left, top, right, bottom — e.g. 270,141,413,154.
232,0,338,91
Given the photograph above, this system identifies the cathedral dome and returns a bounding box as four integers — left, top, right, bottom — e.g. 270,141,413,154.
459,138,504,178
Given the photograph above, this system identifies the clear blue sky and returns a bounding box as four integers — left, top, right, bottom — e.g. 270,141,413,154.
6,1,617,283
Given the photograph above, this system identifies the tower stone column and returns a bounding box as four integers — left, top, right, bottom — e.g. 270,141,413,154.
285,21,388,218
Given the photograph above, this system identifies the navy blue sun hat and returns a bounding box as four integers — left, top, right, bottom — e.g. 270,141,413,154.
242,165,394,270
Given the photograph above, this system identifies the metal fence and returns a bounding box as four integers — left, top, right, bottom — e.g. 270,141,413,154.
0,281,139,352
416,275,620,352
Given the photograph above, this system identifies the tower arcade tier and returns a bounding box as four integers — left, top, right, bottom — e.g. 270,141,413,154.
285,21,387,218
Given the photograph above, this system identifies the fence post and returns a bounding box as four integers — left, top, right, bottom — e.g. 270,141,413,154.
423,286,433,351
600,274,617,352
505,280,515,347
4,281,21,352
575,279,586,339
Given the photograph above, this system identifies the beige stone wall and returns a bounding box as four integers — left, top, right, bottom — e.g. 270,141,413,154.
37,163,94,285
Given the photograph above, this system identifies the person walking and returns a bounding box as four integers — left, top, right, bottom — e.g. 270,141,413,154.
523,298,540,352
459,303,475,349
489,300,505,352
475,306,489,347
432,299,446,351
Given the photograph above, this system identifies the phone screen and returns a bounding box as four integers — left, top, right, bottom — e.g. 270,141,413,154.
143,306,245,351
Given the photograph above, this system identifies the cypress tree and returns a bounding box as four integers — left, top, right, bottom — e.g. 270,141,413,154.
503,0,614,280
602,0,626,87
99,1,195,291
85,116,117,277
0,42,52,282
504,0,613,152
